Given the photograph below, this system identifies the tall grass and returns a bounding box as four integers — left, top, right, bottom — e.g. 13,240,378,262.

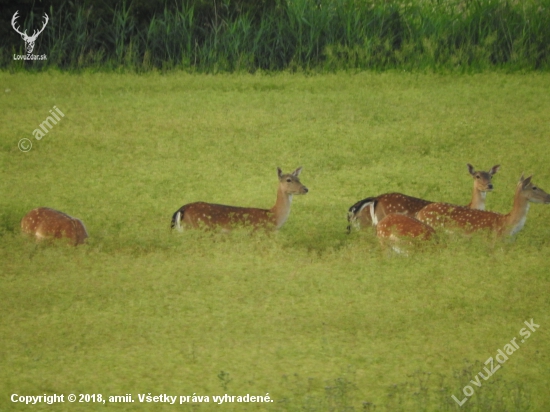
2,0,550,72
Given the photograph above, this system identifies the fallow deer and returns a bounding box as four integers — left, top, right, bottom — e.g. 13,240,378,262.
347,193,431,232
347,163,500,232
171,167,308,231
466,163,500,209
376,214,436,242
21,207,88,246
416,175,550,236
376,214,436,254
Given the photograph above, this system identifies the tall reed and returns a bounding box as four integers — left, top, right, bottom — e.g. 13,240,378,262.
1,0,549,72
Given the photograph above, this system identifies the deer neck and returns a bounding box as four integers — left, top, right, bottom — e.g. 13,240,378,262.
270,187,293,229
469,188,486,210
504,189,530,235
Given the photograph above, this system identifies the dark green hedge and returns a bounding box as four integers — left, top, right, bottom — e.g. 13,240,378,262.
2,0,550,72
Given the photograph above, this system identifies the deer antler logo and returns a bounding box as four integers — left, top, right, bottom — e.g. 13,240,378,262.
11,11,49,55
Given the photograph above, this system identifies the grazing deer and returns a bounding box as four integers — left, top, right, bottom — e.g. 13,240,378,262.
416,175,550,236
376,214,436,254
347,163,500,232
21,207,88,246
171,167,308,231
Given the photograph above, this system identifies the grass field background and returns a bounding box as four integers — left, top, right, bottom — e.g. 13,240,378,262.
1,72,550,410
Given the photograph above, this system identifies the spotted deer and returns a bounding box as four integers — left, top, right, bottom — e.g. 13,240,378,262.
21,207,88,246
416,175,550,236
171,167,308,231
466,164,500,209
376,214,436,253
347,193,431,233
347,163,500,232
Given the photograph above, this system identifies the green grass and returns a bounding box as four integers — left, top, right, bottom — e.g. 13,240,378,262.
1,71,550,411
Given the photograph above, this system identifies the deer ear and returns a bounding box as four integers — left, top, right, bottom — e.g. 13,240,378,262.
467,164,475,176
277,167,283,178
292,167,303,177
522,175,533,188
490,165,500,175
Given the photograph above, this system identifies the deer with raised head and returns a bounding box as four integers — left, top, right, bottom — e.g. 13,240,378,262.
11,11,49,54
466,163,500,209
347,163,500,232
21,207,88,246
416,174,550,236
171,167,308,231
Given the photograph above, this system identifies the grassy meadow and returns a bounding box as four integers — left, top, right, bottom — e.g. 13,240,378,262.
1,71,550,411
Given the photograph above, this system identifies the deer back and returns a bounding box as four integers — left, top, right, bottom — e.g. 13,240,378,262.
416,203,503,233
348,193,432,230
179,202,274,230
21,207,88,245
377,213,435,240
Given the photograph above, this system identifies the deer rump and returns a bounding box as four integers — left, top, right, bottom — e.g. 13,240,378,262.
348,193,432,230
21,207,88,245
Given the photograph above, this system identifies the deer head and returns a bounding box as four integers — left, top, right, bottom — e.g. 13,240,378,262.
12,11,49,54
517,174,550,204
467,163,500,192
